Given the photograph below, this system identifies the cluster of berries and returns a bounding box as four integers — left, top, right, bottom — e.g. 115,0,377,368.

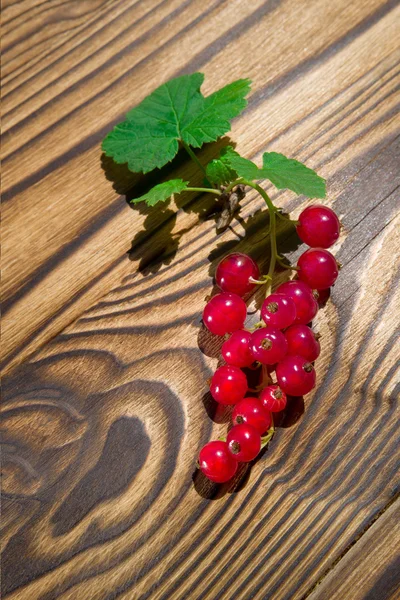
198,205,341,483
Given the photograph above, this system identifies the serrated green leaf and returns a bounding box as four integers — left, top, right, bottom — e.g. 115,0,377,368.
261,152,326,198
102,73,251,174
181,79,251,147
205,146,239,186
205,158,236,186
130,179,189,207
221,146,259,179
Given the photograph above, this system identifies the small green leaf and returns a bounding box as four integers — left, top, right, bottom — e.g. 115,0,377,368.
261,152,326,198
221,146,259,179
102,73,251,174
206,158,236,186
130,179,189,207
205,147,238,186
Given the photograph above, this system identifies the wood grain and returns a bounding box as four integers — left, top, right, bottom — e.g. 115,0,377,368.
307,498,400,600
2,0,399,372
1,0,400,599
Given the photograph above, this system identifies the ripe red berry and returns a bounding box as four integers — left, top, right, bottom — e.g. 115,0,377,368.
260,385,287,412
276,355,316,396
222,330,254,368
284,324,321,362
227,423,261,462
297,248,339,290
210,365,248,405
297,205,340,249
203,293,247,336
199,441,238,483
251,327,288,364
261,293,296,329
232,397,272,434
276,280,318,325
215,253,260,296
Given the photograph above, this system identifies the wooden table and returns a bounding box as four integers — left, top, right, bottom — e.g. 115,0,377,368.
2,1,399,598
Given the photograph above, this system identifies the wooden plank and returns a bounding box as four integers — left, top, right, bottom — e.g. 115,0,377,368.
2,0,399,372
2,1,400,598
307,498,400,600
2,133,399,599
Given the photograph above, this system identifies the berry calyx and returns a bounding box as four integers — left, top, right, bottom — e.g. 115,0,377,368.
297,248,339,290
260,385,287,412
232,397,272,434
275,280,318,325
222,330,254,367
215,253,260,296
199,441,238,483
203,293,247,336
227,423,261,462
210,365,248,405
284,324,321,362
297,205,340,249
276,355,316,396
251,327,288,364
261,293,296,329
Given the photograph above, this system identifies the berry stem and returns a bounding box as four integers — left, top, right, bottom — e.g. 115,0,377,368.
261,421,275,448
241,180,277,297
247,321,264,331
276,211,299,226
276,255,298,271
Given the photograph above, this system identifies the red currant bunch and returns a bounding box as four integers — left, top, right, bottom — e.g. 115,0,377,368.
198,203,341,484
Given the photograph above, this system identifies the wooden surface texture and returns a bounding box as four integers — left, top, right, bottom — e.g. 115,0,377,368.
1,0,400,598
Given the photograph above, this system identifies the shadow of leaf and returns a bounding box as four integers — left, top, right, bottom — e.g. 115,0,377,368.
101,138,237,275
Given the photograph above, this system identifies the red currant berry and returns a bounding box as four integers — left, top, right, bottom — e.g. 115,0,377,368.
276,280,318,325
203,293,247,336
222,330,254,368
232,397,272,434
199,441,238,483
297,248,339,290
215,253,260,296
210,365,247,405
251,327,288,364
227,423,261,462
284,324,321,362
260,385,287,412
261,293,296,329
297,205,340,249
276,355,316,396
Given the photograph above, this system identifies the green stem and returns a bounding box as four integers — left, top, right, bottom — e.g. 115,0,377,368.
186,187,222,196
241,180,277,296
276,211,299,226
182,142,209,181
276,255,293,270
224,177,245,195
261,425,275,448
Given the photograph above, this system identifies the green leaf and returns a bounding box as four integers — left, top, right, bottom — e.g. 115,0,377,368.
205,147,238,186
181,79,251,147
221,146,259,179
102,73,251,174
130,179,189,207
206,158,236,186
261,152,326,198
